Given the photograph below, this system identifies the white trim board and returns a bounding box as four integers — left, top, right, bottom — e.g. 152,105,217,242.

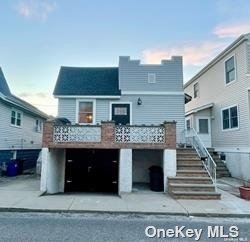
55,95,121,99
121,91,184,95
185,103,214,116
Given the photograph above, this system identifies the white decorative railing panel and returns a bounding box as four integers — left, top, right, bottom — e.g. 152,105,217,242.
53,125,101,143
115,126,165,143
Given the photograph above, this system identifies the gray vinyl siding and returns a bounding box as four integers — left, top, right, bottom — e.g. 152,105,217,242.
119,56,183,92
58,95,185,142
0,101,43,150
185,40,250,148
58,98,76,123
96,100,110,123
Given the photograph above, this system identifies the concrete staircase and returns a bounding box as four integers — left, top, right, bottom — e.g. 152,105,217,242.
168,148,221,199
207,148,231,178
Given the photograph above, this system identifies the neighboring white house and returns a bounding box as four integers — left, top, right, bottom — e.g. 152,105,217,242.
41,56,185,195
184,34,250,181
0,68,48,171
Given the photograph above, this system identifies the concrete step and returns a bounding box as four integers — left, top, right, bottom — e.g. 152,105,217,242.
207,148,215,152
177,148,196,153
176,170,209,177
177,157,201,161
216,166,230,171
177,164,204,170
168,177,213,184
170,191,221,200
169,183,216,192
177,153,198,157
177,160,203,166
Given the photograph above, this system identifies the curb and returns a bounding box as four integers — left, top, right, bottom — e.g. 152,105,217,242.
0,207,250,218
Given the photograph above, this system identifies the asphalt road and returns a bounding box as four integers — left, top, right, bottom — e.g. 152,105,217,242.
0,212,250,242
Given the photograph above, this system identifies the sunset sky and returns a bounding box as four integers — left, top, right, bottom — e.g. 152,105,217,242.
1,0,250,115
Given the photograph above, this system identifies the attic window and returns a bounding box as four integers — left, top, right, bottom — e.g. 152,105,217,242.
148,73,156,83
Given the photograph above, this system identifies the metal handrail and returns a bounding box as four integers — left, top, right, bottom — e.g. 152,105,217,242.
184,128,217,188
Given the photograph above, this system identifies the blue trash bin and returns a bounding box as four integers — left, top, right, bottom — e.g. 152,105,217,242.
6,160,18,177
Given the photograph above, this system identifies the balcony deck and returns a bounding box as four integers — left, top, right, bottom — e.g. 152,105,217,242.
43,121,176,149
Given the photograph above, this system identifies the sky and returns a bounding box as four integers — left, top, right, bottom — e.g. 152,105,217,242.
1,0,250,116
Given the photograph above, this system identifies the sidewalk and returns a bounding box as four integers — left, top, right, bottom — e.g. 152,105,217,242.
0,174,250,217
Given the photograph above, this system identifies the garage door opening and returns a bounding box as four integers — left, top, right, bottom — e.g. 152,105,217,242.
132,149,163,192
65,149,119,193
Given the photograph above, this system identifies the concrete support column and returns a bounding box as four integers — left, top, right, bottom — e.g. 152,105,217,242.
40,148,49,193
163,149,176,192
119,149,132,195
40,148,66,194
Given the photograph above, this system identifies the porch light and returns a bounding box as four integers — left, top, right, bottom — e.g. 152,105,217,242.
137,97,142,105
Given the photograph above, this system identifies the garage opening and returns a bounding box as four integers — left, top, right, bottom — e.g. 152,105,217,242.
132,150,163,192
65,149,119,193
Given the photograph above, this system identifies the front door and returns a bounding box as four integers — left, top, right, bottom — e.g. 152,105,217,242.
196,117,211,148
111,103,130,125
65,149,119,193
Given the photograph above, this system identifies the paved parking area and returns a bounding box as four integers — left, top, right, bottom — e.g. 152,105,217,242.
0,174,250,217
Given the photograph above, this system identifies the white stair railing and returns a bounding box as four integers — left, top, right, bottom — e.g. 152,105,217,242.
184,128,217,188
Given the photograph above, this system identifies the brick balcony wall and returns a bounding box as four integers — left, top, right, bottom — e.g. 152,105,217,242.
42,120,176,149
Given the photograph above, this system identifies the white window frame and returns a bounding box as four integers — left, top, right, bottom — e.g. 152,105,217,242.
109,102,132,125
75,99,96,124
224,55,237,86
35,119,42,132
10,109,22,128
148,73,156,83
193,82,199,98
221,105,239,131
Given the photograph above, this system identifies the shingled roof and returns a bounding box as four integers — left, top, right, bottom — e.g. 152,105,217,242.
53,67,121,96
0,68,11,96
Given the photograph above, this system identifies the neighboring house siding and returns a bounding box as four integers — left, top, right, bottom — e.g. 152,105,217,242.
185,41,250,148
0,101,43,150
247,42,250,73
119,56,183,92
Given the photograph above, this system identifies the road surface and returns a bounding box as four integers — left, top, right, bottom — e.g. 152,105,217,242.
0,212,249,241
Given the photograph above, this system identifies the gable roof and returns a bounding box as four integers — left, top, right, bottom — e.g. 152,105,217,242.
0,68,11,96
0,68,48,119
53,67,121,96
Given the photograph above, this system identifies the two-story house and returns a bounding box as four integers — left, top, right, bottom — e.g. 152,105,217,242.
0,68,48,172
41,56,185,195
184,34,250,181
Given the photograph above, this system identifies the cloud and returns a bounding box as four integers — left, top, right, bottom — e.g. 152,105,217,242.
18,92,57,116
15,0,56,21
213,22,250,38
142,40,228,66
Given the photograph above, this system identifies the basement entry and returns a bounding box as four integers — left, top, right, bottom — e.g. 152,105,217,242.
65,149,119,193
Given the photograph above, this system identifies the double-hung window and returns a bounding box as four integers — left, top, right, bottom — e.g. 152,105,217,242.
225,56,236,84
78,101,94,124
11,110,22,127
222,106,239,130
